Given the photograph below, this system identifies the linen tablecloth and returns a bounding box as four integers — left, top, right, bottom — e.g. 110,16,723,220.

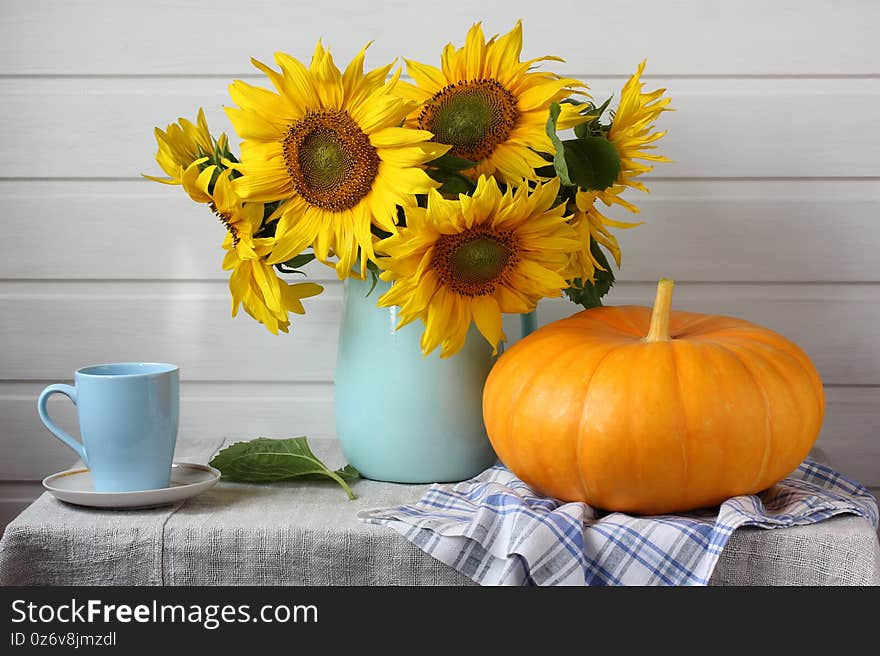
1,437,879,586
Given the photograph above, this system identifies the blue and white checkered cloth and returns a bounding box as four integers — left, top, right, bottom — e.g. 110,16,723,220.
359,459,879,586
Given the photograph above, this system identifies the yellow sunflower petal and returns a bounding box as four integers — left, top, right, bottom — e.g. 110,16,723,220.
376,143,448,168
268,213,317,265
462,23,488,79
470,295,504,354
180,161,214,203
231,164,293,203
225,106,287,142
404,59,447,93
369,126,437,147
274,51,321,107
309,41,343,109
228,261,250,316
342,43,370,102
439,295,472,358
484,20,523,79
496,284,533,314
250,259,283,312
605,60,672,199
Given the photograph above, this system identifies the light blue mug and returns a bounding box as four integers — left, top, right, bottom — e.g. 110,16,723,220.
37,362,179,492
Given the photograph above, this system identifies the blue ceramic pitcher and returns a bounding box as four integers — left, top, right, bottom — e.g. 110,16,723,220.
335,276,499,483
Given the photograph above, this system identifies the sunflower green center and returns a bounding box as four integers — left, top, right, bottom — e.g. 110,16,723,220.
433,229,518,297
418,79,519,162
282,110,379,211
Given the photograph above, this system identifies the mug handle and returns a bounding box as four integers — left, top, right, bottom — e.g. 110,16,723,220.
37,384,87,465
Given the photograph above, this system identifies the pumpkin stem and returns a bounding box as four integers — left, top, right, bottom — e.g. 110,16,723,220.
645,278,675,342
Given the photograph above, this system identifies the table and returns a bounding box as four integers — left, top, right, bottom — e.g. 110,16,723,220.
1,437,878,586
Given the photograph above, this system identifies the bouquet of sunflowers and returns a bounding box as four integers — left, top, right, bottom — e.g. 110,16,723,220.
146,21,670,357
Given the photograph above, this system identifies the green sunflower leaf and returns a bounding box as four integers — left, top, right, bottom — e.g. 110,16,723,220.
261,201,281,226
427,168,477,196
283,252,316,269
590,240,615,296
573,122,591,140
209,436,359,500
275,251,315,275
560,136,620,192
574,98,613,139
545,102,572,186
574,96,614,140
428,153,478,172
365,259,383,297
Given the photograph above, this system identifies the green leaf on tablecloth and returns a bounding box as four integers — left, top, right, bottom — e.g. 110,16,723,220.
299,463,360,482
209,437,359,500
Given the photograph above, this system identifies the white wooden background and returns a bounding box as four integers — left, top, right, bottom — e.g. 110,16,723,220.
1,0,879,529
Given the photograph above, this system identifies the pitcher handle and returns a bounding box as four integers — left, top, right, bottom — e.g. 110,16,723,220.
37,384,87,464
520,310,538,338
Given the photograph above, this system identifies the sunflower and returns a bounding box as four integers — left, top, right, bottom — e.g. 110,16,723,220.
565,62,669,283
198,168,323,334
144,108,224,202
377,176,580,358
397,21,586,184
593,61,671,213
566,189,642,283
204,168,265,260
225,42,449,279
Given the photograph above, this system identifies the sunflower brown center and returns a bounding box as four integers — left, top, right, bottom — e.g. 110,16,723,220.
210,202,240,247
432,229,518,296
282,110,379,211
418,79,519,162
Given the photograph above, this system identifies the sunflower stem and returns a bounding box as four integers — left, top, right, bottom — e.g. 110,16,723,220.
521,310,538,338
645,278,675,343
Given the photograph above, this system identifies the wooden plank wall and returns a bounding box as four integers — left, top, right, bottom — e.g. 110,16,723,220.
1,0,878,528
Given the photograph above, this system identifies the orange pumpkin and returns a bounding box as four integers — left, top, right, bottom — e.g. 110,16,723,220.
482,279,825,514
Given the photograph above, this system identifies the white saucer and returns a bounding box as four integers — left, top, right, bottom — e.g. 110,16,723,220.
42,462,221,509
